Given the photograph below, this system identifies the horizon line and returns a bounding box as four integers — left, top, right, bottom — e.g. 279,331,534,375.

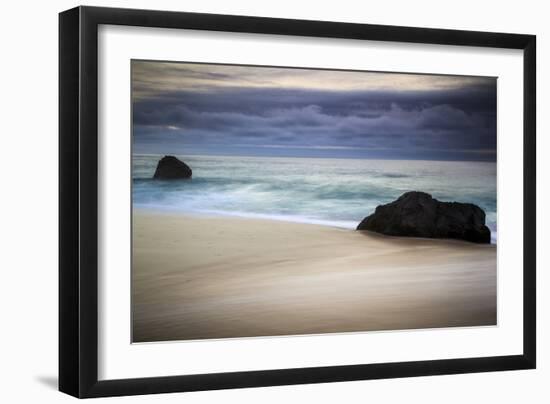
132,151,497,163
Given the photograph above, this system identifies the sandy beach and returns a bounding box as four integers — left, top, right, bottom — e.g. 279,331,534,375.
132,210,497,342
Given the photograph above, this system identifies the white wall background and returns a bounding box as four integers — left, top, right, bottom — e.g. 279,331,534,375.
0,0,546,402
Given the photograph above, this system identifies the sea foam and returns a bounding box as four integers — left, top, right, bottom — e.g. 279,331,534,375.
133,154,497,244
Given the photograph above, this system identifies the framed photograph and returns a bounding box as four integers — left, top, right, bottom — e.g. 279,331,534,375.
59,6,536,398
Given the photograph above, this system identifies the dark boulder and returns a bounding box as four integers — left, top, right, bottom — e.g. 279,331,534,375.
153,156,192,179
356,191,491,244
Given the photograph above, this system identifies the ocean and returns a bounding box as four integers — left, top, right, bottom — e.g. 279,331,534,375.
133,154,497,244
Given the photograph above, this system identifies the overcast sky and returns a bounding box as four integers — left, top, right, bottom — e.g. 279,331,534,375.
132,61,496,161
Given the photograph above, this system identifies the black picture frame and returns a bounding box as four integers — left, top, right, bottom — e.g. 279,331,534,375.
59,6,536,398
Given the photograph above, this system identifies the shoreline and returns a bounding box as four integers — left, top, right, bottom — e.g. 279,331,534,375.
133,207,497,245
134,206,359,230
132,210,496,342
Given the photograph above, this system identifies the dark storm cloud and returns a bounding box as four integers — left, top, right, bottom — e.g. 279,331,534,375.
132,63,496,161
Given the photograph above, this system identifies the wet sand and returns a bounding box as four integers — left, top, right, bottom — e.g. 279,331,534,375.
132,211,497,342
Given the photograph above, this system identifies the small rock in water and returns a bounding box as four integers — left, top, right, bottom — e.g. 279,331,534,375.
153,155,192,179
356,191,491,244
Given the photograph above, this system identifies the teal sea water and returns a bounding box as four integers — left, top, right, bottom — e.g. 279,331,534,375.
133,154,497,244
